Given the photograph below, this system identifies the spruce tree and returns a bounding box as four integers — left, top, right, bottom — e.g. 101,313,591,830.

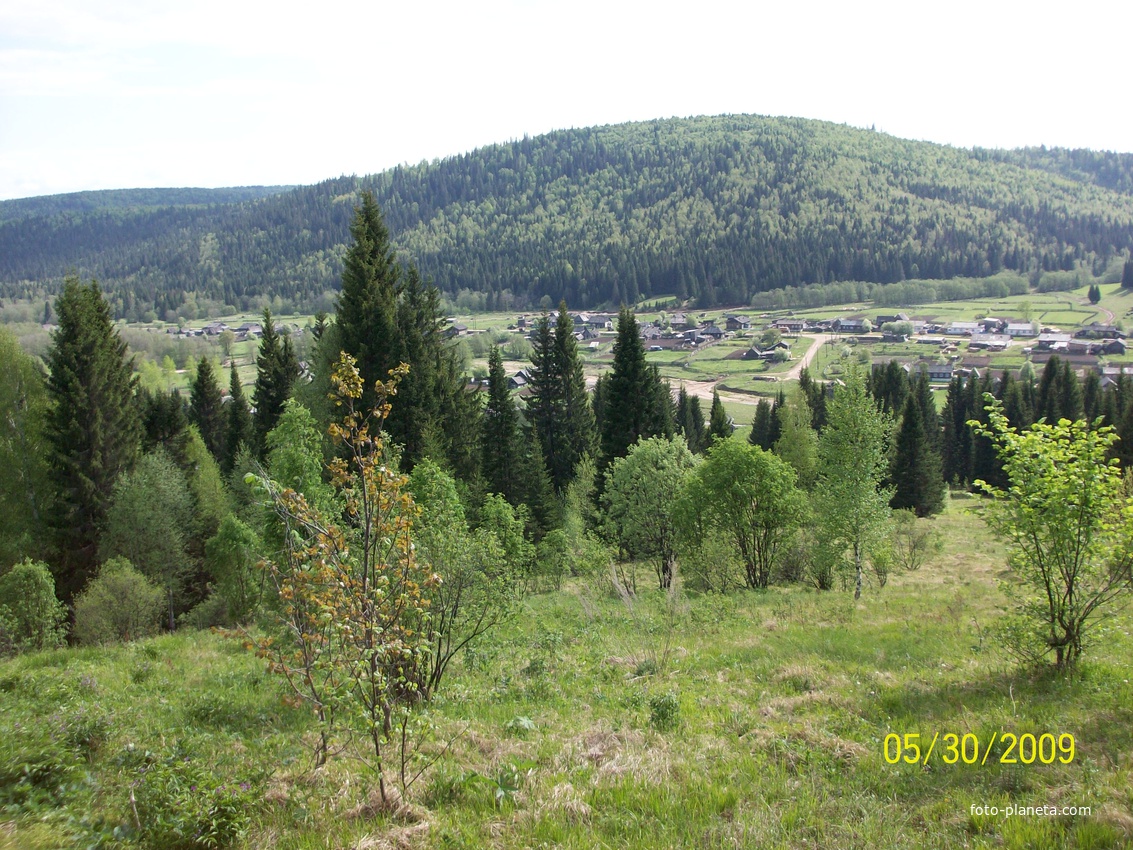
708,389,731,443
336,191,399,414
748,398,774,449
482,346,523,506
890,392,945,517
676,386,706,453
1123,260,1133,290
1088,283,1101,305
45,277,142,600
189,356,225,461
252,309,299,458
527,304,597,493
140,387,190,465
223,363,253,475
599,308,671,473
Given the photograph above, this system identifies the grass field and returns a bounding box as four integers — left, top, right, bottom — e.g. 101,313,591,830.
3,498,1132,849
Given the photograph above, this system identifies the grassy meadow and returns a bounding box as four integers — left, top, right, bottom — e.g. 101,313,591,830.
3,497,1132,849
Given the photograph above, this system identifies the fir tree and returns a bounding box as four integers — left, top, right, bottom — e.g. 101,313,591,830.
45,277,142,600
189,357,225,461
708,389,731,443
890,392,945,517
1123,260,1133,290
223,363,253,475
1088,283,1101,304
252,308,299,458
140,387,190,465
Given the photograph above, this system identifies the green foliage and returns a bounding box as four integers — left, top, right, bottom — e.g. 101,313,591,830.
0,560,67,655
204,516,263,624
973,400,1133,670
707,390,730,443
265,399,333,512
603,435,697,590
45,276,142,600
773,392,818,490
677,438,808,589
890,390,946,517
222,363,252,475
891,509,944,573
73,557,164,645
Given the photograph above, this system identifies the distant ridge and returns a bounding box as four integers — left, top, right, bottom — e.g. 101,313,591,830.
1,115,1131,318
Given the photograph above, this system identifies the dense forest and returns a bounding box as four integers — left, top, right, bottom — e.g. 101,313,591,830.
2,115,1133,319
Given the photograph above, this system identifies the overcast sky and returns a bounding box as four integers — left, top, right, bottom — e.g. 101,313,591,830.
1,0,1130,201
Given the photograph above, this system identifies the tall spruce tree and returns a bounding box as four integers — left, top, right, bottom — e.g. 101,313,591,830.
599,308,672,473
748,398,775,449
252,308,299,458
336,191,399,414
890,391,945,517
223,363,253,475
45,277,142,600
189,356,225,461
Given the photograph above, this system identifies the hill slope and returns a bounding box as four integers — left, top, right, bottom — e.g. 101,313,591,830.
2,115,1132,319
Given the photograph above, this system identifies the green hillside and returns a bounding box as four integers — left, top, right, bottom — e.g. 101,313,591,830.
2,115,1132,320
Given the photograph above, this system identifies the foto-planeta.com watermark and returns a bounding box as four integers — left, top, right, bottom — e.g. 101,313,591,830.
971,803,1091,819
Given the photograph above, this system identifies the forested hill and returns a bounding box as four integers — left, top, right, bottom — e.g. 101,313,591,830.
3,115,1133,319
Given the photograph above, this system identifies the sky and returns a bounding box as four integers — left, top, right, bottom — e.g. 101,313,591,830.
1,0,1130,201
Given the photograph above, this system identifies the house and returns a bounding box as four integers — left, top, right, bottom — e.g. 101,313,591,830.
701,325,726,340
1098,365,1133,388
1005,323,1037,338
834,318,869,333
1076,323,1125,339
508,369,532,391
639,324,664,341
910,361,955,382
747,340,792,360
945,321,980,336
876,312,910,326
1036,333,1072,351
772,319,805,333
725,315,752,332
968,333,1011,352
441,322,468,339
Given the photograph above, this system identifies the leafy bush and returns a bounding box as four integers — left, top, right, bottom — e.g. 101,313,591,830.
203,515,263,623
0,559,67,655
73,557,164,645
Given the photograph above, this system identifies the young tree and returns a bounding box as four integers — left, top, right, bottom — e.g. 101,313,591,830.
1088,283,1101,305
252,308,299,458
676,386,706,453
602,435,697,589
974,402,1133,670
773,391,818,490
677,439,807,589
253,355,440,798
814,367,893,599
45,277,142,600
0,560,68,655
99,449,195,630
189,356,225,461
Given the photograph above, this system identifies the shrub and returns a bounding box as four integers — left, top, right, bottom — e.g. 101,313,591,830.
133,757,257,850
0,559,67,655
73,558,164,645
649,691,681,731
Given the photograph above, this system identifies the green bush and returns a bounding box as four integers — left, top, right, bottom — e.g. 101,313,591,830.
73,558,164,645
0,559,67,655
649,690,681,732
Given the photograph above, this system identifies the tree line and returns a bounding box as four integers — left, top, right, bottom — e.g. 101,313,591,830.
3,116,1133,319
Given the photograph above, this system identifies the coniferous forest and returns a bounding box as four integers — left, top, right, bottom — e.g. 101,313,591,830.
2,115,1133,319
